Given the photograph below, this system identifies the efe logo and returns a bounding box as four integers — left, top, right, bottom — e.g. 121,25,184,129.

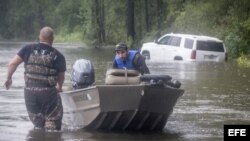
228,129,246,136
224,125,250,141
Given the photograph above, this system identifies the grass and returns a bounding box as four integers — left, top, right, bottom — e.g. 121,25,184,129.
237,54,250,68
55,32,84,43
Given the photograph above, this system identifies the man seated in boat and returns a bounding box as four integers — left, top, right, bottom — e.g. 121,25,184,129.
112,42,150,75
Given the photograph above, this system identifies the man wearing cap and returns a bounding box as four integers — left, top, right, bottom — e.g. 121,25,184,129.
113,42,150,74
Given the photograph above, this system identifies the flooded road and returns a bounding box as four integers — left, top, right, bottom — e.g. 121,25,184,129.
0,42,249,141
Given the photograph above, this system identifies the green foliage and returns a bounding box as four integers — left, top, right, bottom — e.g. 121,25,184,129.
55,31,83,43
56,0,84,32
221,0,250,58
237,54,250,68
102,0,127,44
1,0,250,60
166,0,250,59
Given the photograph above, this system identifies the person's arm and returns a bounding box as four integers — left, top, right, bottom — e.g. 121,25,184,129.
54,51,66,93
112,59,118,68
133,54,150,75
4,55,23,90
139,56,150,74
56,72,65,93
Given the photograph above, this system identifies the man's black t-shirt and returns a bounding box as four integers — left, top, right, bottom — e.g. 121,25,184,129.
17,43,66,73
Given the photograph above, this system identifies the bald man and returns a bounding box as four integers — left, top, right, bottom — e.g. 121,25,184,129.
4,26,66,130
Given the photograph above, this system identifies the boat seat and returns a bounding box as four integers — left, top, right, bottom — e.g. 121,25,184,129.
105,69,140,85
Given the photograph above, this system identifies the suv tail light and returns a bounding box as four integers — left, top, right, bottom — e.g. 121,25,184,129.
191,50,196,59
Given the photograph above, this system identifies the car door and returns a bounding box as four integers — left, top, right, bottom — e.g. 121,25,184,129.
155,35,171,61
158,35,181,61
181,38,195,61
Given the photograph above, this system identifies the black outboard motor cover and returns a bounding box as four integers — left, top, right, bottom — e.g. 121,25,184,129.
140,74,181,88
71,59,95,89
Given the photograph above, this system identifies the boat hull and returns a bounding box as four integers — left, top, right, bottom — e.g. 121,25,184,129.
61,84,184,131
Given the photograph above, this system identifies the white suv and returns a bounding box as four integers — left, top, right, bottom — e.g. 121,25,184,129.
140,33,227,62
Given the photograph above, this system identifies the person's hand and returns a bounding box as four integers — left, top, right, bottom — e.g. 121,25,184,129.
56,87,63,93
4,79,12,90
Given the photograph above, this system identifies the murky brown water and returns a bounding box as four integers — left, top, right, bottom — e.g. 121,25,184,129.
0,42,249,141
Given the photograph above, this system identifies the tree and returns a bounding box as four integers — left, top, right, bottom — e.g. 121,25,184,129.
144,0,149,32
95,0,106,45
127,0,135,41
0,0,11,38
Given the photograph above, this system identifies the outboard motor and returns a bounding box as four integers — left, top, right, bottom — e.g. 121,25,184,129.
71,59,95,89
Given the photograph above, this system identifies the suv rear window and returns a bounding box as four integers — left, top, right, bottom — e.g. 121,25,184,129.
196,41,224,52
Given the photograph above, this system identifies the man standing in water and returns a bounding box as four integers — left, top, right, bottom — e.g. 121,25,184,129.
4,26,66,130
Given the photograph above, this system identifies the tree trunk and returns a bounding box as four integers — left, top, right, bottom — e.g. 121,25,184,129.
145,0,149,31
100,0,105,42
157,0,162,29
37,6,45,28
95,0,101,45
127,0,135,41
95,0,105,45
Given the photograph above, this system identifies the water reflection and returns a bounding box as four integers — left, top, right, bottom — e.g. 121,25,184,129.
26,129,183,141
26,129,62,141
146,60,250,140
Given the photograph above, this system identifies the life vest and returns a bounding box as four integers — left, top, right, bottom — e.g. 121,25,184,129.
24,45,58,88
115,50,138,69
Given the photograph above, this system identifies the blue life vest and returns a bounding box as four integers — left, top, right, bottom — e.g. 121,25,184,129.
115,50,138,69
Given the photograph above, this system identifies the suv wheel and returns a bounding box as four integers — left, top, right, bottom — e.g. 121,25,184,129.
174,56,183,61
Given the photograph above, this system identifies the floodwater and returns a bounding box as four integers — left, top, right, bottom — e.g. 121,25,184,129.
0,42,249,141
